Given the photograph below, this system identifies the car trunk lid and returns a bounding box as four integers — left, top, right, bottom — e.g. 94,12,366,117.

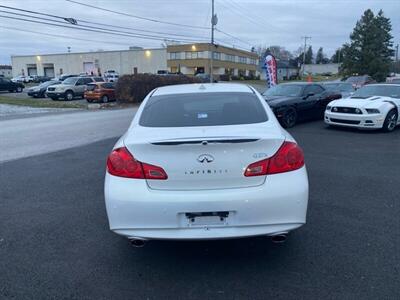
124,124,285,191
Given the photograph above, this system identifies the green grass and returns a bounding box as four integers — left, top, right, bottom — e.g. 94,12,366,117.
0,96,86,109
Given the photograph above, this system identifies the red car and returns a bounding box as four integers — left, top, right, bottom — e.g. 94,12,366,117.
84,82,116,103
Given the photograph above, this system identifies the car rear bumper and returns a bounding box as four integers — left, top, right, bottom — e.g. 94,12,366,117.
104,167,309,240
325,111,384,129
84,92,102,101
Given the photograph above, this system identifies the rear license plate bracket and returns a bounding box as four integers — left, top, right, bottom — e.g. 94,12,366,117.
185,211,229,226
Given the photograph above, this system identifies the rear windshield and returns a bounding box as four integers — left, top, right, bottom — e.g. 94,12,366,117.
324,83,354,92
139,92,268,127
93,77,104,82
86,84,97,91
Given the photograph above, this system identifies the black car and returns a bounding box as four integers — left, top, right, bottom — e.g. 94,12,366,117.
262,82,341,128
0,77,24,93
32,75,52,83
27,80,61,98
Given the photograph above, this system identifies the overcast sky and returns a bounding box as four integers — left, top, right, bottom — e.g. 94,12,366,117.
0,0,399,64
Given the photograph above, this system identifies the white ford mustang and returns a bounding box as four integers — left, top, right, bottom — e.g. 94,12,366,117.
104,83,308,245
325,84,400,132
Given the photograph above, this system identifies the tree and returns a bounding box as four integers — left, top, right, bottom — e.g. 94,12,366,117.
341,9,394,81
266,45,292,61
255,45,293,61
316,47,325,64
305,46,313,64
330,48,343,63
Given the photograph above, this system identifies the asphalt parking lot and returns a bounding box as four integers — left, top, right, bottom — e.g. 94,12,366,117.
0,120,399,299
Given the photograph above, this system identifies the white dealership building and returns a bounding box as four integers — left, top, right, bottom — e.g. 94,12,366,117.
11,43,259,78
11,47,167,78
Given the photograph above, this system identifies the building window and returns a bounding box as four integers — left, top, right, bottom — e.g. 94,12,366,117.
225,54,235,62
249,58,257,65
185,51,203,59
213,52,221,60
170,52,181,60
238,56,247,64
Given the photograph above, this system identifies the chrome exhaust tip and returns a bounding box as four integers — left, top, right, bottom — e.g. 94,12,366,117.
271,233,288,243
129,238,147,247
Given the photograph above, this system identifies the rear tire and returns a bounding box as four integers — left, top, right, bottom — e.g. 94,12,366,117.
382,109,398,132
65,91,74,101
102,95,109,103
281,108,297,128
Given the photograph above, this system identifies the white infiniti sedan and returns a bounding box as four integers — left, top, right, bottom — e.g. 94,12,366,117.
325,84,400,132
104,83,308,245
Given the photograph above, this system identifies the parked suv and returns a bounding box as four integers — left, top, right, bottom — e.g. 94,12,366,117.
46,76,103,100
84,82,116,103
0,77,24,93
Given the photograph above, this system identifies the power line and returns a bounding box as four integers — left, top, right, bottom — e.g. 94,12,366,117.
65,0,209,30
0,10,208,42
215,28,253,48
0,15,204,43
0,5,209,41
0,25,136,47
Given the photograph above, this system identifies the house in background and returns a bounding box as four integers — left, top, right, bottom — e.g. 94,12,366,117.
0,65,12,78
259,59,299,81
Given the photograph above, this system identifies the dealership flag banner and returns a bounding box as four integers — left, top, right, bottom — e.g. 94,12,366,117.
264,55,278,88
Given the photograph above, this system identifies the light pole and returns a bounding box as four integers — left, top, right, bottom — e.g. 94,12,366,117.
301,36,311,76
210,0,217,83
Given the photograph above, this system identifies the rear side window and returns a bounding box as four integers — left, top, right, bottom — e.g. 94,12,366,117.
139,92,268,127
83,78,94,84
304,85,324,95
101,83,114,89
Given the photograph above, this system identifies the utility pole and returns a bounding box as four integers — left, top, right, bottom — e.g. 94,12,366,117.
210,0,217,83
396,44,399,62
301,36,311,76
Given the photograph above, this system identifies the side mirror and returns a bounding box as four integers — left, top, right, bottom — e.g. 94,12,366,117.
303,92,314,99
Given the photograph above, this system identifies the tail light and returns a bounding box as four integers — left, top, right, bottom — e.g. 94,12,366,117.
107,147,168,180
244,142,304,176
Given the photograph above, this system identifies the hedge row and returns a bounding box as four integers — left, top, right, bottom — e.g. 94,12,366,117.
115,74,202,103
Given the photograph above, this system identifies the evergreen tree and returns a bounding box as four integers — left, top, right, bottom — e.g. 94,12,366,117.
316,47,325,64
341,9,394,81
305,46,313,64
330,48,343,63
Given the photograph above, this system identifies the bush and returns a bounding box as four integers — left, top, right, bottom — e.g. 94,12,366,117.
115,74,201,103
219,74,230,81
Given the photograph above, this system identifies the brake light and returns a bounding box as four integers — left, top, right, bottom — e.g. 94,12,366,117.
244,142,304,176
106,147,168,180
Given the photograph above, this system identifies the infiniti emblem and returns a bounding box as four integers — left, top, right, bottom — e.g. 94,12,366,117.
197,154,214,163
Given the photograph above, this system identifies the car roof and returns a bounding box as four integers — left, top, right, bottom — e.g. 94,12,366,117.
363,83,400,87
322,81,350,85
279,82,322,86
152,83,254,96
